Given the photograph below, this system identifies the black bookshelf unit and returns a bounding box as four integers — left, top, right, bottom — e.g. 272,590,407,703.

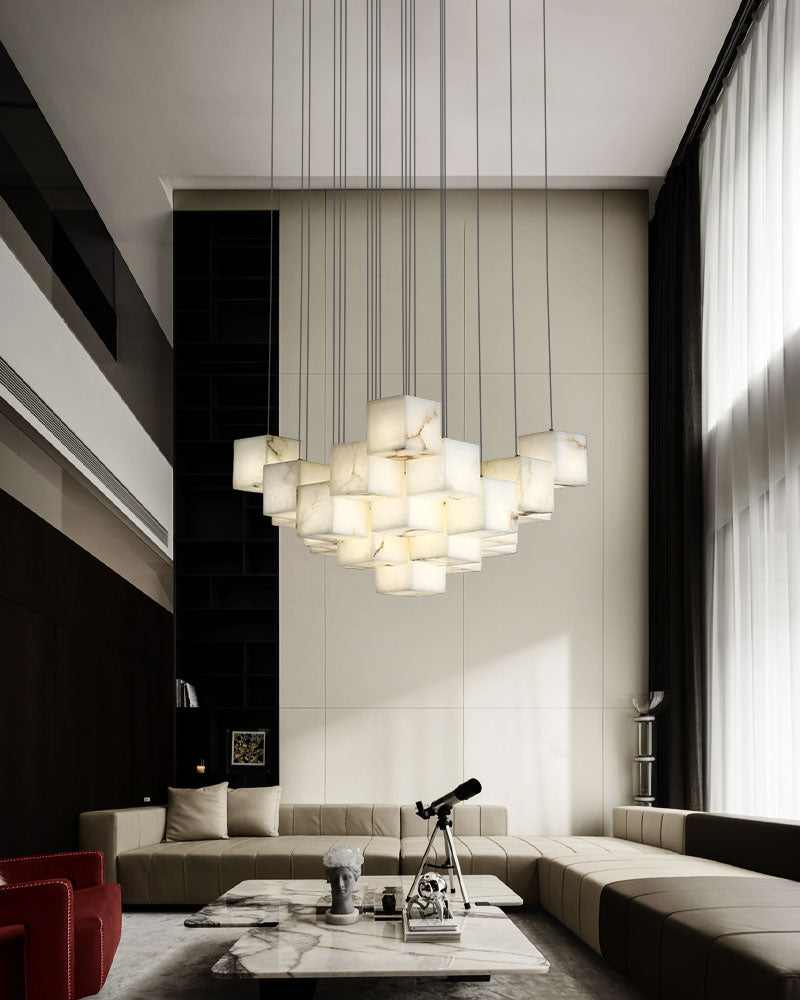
173,210,279,788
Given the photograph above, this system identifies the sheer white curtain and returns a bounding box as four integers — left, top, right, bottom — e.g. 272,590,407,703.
701,0,800,816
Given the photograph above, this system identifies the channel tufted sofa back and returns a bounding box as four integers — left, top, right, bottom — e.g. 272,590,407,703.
278,804,401,838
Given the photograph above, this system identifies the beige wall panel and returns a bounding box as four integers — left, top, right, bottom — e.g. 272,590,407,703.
279,709,327,802
602,190,649,374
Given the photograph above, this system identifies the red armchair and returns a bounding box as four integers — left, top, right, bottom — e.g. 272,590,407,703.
0,851,121,999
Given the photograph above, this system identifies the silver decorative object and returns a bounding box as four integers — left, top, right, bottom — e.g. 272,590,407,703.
631,692,665,806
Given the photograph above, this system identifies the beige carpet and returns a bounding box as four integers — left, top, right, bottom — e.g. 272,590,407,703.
97,910,645,999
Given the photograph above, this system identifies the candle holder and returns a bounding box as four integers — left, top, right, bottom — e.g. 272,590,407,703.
196,759,206,775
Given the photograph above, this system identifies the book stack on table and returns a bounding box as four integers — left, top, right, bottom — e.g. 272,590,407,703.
402,908,462,941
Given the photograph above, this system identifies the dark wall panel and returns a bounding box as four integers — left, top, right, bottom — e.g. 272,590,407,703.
0,489,173,856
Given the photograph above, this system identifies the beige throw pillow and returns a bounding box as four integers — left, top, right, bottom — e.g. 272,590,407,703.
227,785,281,837
166,782,229,841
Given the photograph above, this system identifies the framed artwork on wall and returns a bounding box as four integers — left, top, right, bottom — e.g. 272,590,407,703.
228,729,269,769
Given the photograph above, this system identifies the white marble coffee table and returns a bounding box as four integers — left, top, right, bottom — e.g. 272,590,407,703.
195,878,548,998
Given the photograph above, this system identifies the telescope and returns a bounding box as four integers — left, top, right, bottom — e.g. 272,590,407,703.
415,778,482,820
408,778,482,908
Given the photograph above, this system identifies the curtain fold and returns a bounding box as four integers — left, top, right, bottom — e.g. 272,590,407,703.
701,0,800,817
649,145,706,810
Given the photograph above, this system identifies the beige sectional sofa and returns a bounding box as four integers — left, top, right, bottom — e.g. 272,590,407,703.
80,801,800,997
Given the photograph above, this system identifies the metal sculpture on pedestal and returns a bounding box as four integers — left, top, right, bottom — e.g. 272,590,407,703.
632,692,665,806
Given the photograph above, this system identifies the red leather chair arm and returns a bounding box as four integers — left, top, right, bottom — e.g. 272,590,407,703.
0,851,104,890
0,880,75,1000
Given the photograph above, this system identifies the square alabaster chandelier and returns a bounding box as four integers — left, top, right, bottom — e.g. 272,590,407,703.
233,396,587,597
232,0,588,596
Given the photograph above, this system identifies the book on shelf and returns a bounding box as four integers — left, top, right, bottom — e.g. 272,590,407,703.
175,679,199,708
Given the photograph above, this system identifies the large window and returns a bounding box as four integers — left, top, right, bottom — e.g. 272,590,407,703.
701,0,800,815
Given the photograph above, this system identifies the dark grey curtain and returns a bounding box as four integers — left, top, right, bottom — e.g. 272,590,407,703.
648,142,705,811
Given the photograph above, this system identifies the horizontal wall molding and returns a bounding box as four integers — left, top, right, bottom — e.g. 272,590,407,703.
0,355,168,547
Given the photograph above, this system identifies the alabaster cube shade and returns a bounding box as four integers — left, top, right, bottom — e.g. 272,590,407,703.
482,536,518,556
481,456,554,515
366,395,442,459
445,477,518,537
408,532,482,567
518,430,588,487
233,435,301,491
338,533,409,569
296,482,369,541
271,514,297,527
263,460,330,517
370,495,445,536
519,511,552,523
375,561,447,596
483,531,519,547
447,560,483,573
405,438,480,499
304,538,338,555
329,441,405,498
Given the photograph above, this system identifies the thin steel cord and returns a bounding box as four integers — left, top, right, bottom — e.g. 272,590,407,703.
338,0,344,442
439,0,448,435
474,0,483,457
331,0,337,445
400,0,406,393
412,0,417,396
298,0,306,442
365,0,370,401
508,0,518,452
267,0,275,434
542,0,553,430
343,0,348,440
305,0,312,459
377,0,382,399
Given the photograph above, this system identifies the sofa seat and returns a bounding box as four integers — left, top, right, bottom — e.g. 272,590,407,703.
73,882,123,996
539,851,768,954
118,835,401,904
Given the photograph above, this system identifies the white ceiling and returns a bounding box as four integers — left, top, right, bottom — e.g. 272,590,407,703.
0,0,740,339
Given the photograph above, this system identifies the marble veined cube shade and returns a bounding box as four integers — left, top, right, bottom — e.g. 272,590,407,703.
338,533,409,569
405,438,481,499
263,460,331,518
481,456,554,516
369,495,445,536
444,477,518,537
296,482,370,541
518,430,588,487
233,435,301,492
367,395,442,459
375,560,447,596
329,441,405,498
408,532,482,566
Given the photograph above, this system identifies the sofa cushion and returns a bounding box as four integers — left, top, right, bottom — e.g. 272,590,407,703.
278,804,401,838
399,804,507,838
73,882,122,997
118,835,402,904
539,851,766,954
598,875,800,1000
228,786,281,837
166,782,229,842
685,812,800,881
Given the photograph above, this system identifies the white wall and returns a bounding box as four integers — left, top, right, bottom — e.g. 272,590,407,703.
278,188,648,835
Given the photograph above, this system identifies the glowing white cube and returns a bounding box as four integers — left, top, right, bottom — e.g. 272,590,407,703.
408,532,482,567
303,538,338,555
263,460,330,517
271,514,296,527
338,533,409,569
447,561,483,573
482,536,518,556
233,435,301,492
367,395,442,459
375,561,447,596
519,511,552,523
481,456,554,515
518,430,588,487
329,441,405,498
370,496,445,536
296,482,369,541
445,478,518,537
405,438,480,499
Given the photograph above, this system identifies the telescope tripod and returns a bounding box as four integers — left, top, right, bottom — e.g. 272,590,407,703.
405,807,471,909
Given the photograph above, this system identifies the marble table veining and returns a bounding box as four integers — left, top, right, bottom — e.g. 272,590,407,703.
185,876,523,928
192,877,547,987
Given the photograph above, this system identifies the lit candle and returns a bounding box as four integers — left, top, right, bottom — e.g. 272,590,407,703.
196,760,206,775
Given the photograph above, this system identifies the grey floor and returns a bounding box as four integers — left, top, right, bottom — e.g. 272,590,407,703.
97,909,646,999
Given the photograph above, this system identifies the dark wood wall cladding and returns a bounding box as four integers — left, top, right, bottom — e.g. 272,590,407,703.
0,489,173,857
173,210,279,789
